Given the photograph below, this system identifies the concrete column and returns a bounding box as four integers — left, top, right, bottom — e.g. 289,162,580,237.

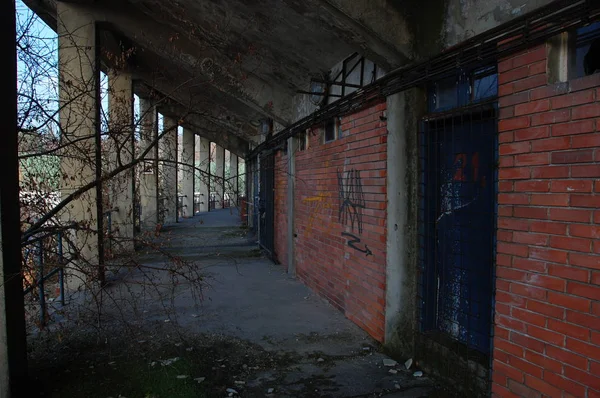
57,1,102,286
287,137,296,276
197,137,210,213
139,98,158,231
180,128,194,218
230,153,238,206
1,1,28,394
384,88,425,355
160,116,178,223
213,144,225,209
107,69,134,251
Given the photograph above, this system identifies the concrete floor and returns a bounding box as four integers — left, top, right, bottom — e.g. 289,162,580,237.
50,210,437,397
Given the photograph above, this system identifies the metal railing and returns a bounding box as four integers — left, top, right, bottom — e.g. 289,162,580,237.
23,230,66,328
193,193,204,214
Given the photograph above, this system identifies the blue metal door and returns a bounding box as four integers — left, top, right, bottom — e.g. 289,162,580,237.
421,108,497,354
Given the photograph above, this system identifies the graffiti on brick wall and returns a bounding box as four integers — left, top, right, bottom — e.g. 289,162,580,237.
302,192,335,237
338,168,372,256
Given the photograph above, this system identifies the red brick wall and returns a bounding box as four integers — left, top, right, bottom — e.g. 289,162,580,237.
294,101,388,341
274,151,288,265
493,43,600,398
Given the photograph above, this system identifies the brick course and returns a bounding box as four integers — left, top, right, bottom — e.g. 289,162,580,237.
493,43,600,398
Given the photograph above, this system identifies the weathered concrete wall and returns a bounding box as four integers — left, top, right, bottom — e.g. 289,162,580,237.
444,0,554,49
384,88,425,357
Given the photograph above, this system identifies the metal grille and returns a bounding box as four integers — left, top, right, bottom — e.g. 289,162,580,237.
259,153,275,256
249,0,600,159
417,103,498,393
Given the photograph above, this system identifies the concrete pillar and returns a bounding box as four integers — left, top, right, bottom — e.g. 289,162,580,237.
107,69,134,251
160,116,177,223
197,137,210,213
287,137,296,276
230,153,238,206
180,128,194,218
384,88,425,355
139,98,158,230
1,1,28,394
213,144,225,209
57,1,102,286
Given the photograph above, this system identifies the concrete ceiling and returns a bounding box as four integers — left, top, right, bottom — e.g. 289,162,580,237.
23,0,414,156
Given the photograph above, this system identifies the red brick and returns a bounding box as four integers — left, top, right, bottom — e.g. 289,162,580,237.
513,75,547,93
530,83,569,101
499,117,531,132
571,194,600,208
499,167,530,180
548,208,591,223
525,375,563,397
546,344,589,369
572,132,600,149
572,103,600,120
570,73,600,92
498,217,529,231
500,66,530,84
527,300,565,319
531,166,569,179
529,221,567,235
514,206,547,220
511,283,547,300
550,180,593,193
500,142,531,155
548,318,590,342
525,351,562,375
500,91,530,107
515,180,549,192
512,307,547,327
513,258,547,273
499,58,514,73
497,267,527,282
566,311,600,334
515,153,548,166
499,193,529,205
513,47,547,68
551,91,595,109
531,136,570,152
548,291,591,312
528,60,546,76
496,337,525,357
498,230,514,242
544,371,586,397
527,325,565,346
572,165,600,177
499,132,514,143
494,360,525,383
492,383,518,398
496,291,526,307
512,231,548,246
499,156,515,168
569,253,600,270
570,224,600,239
531,109,570,126
549,236,592,253
511,332,546,353
498,205,513,216
500,181,515,192
529,247,568,264
530,193,569,206
515,99,550,116
566,281,600,301
514,126,550,141
548,264,589,283
497,242,529,257
564,365,600,391
508,357,544,381
551,149,594,164
499,105,515,119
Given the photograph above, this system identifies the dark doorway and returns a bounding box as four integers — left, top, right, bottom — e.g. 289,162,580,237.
419,106,497,354
259,153,275,256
